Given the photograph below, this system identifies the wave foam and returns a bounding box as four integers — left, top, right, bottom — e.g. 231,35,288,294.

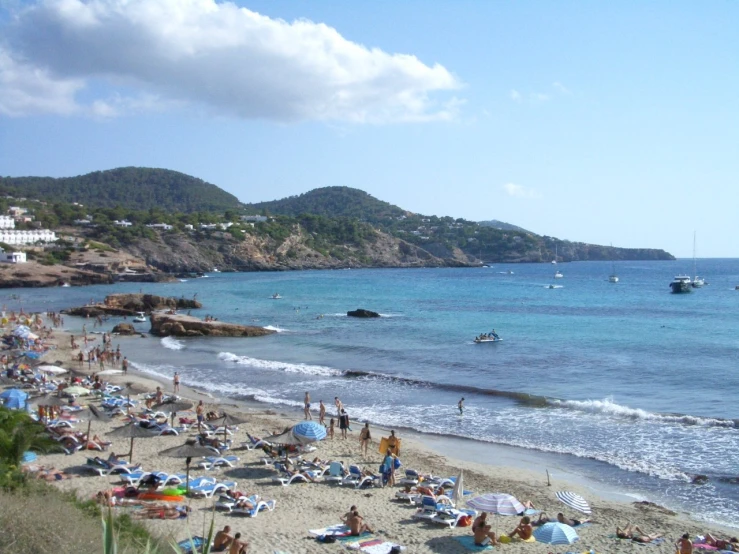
551,398,738,428
161,336,185,351
217,352,343,377
263,325,288,332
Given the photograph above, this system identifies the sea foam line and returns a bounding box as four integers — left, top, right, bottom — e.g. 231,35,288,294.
217,352,343,377
550,398,738,428
160,336,185,350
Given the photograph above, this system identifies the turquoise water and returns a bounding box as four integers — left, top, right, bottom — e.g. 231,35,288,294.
11,259,739,527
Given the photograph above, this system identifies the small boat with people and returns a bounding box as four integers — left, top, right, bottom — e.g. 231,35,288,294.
554,271,563,279
474,330,502,343
670,275,692,294
133,311,147,323
271,293,283,299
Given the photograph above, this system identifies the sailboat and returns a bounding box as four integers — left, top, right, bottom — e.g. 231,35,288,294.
551,245,558,264
691,232,704,288
608,244,619,283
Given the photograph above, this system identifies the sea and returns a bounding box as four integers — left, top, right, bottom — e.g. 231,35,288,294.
9,259,739,528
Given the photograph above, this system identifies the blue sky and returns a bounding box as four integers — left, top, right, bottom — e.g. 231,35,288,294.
0,1,737,257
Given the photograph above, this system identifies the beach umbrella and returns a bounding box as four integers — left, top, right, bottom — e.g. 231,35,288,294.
218,412,247,442
291,421,327,444
555,491,592,514
466,493,525,516
263,430,302,446
106,423,159,463
153,400,193,427
36,365,68,375
0,388,28,409
533,522,579,545
450,470,466,505
64,386,91,396
11,325,32,339
159,442,217,494
83,405,111,448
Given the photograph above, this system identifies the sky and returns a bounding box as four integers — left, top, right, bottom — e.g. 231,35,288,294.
0,1,737,258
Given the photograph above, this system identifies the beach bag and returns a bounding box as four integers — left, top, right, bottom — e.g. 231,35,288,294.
393,457,402,469
317,535,336,544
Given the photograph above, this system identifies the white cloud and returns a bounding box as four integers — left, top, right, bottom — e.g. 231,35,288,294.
529,92,549,102
502,183,541,199
0,0,461,123
509,89,522,102
0,48,84,117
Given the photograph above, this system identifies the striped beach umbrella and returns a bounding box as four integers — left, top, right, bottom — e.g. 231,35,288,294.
292,421,327,444
556,491,592,514
465,493,525,515
533,522,579,545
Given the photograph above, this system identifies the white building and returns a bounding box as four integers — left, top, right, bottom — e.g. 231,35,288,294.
183,224,194,231
0,229,56,245
146,223,173,231
2,252,26,263
114,220,133,227
8,207,27,216
240,215,268,222
0,216,15,229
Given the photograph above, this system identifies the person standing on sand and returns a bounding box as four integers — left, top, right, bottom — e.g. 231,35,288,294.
303,392,312,420
359,422,371,457
122,357,128,374
339,409,349,439
387,430,399,455
173,372,180,393
319,400,326,425
196,400,205,432
677,533,693,554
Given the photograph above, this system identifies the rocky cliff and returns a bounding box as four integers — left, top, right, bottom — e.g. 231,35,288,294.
0,261,113,288
62,294,201,317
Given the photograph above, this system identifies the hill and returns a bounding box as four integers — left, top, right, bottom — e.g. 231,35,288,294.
246,186,407,223
478,219,531,233
0,167,240,213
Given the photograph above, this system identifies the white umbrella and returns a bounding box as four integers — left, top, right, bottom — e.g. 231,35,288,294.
555,491,591,515
466,493,525,515
451,470,464,505
37,365,68,375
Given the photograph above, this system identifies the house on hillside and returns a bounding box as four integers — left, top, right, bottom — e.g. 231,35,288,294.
146,223,173,230
0,250,27,263
240,215,268,222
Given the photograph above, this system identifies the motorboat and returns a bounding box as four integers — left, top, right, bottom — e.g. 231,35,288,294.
133,311,147,323
554,271,563,279
608,274,619,283
474,331,502,343
271,293,282,299
670,275,692,294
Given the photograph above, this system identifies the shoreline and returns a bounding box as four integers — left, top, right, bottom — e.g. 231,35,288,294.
11,323,738,553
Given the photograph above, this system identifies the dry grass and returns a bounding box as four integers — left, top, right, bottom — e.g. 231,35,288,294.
0,482,166,554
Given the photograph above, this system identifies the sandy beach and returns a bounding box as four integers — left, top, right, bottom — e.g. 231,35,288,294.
12,324,738,554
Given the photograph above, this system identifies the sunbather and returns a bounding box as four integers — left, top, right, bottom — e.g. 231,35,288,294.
341,505,358,524
616,523,662,543
132,505,189,520
348,510,373,536
472,512,501,546
509,516,534,540
283,460,316,482
31,467,79,481
557,512,591,526
212,525,233,552
704,534,739,551
228,532,247,554
677,533,693,554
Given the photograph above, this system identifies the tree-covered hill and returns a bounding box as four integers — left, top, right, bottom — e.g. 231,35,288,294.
0,167,240,213
478,219,531,234
246,186,407,223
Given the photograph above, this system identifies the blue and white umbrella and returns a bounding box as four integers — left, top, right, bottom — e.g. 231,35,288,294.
533,522,579,545
12,325,32,339
292,421,327,444
0,388,28,409
466,493,525,516
556,491,592,514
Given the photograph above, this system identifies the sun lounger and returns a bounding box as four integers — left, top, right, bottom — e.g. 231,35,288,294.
231,498,276,517
346,465,381,489
324,461,347,484
272,470,317,486
188,480,237,498
411,495,476,526
398,469,420,486
196,455,239,470
242,433,268,450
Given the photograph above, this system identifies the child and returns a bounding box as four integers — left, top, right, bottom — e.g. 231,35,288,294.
329,418,335,440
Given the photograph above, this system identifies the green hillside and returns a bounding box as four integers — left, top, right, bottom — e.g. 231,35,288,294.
247,186,407,223
478,219,531,234
0,167,240,213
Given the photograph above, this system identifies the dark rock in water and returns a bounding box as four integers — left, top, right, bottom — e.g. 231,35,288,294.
112,323,137,336
347,309,380,318
150,313,275,338
63,293,201,317
691,474,709,484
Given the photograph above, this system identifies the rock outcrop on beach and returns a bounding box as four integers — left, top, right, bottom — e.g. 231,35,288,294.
111,323,137,335
347,309,380,318
62,294,202,317
149,313,275,338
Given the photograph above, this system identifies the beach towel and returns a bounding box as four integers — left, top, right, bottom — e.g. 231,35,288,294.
454,535,494,551
338,532,374,543
309,524,351,537
693,545,718,551
176,536,205,553
346,540,404,554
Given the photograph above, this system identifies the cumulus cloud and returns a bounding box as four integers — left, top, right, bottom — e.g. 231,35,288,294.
509,89,522,102
0,0,461,122
502,183,541,199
